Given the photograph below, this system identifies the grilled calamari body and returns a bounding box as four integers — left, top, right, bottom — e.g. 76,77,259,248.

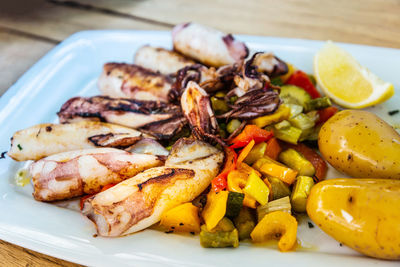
58,96,186,139
30,148,164,202
134,46,195,75
8,121,145,161
172,23,248,67
98,63,172,102
83,139,224,237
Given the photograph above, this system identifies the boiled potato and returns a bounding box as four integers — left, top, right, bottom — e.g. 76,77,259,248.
318,110,400,179
307,178,400,260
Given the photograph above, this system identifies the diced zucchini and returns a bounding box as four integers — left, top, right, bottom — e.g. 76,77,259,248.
200,224,239,248
267,176,291,200
244,142,267,165
304,124,321,141
251,104,291,128
291,176,315,213
273,126,302,144
243,171,270,206
304,97,332,112
274,120,291,130
306,110,320,123
227,119,242,134
286,104,304,118
279,85,312,108
288,113,315,130
278,149,315,176
257,196,291,222
234,207,256,240
216,217,236,232
299,127,315,142
225,192,244,219
211,96,229,114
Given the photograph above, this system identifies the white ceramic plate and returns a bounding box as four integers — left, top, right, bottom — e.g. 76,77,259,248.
0,31,399,267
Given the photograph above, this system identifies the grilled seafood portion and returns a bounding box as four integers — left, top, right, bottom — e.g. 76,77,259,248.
169,63,240,102
181,81,218,139
219,88,281,120
58,96,186,139
98,63,172,102
172,23,248,67
30,148,164,202
82,139,224,237
8,121,145,161
134,46,195,75
250,52,288,78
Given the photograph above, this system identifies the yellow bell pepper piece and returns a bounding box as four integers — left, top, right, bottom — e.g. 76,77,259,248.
202,191,229,230
278,63,296,83
227,170,257,208
160,203,201,233
253,156,298,185
250,104,291,128
251,211,298,252
243,171,270,206
237,162,261,177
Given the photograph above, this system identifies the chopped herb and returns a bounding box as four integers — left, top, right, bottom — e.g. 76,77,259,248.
17,144,23,151
270,77,284,86
388,110,399,116
339,243,343,247
190,231,195,235
0,151,6,159
307,221,314,228
165,230,174,234
179,223,184,226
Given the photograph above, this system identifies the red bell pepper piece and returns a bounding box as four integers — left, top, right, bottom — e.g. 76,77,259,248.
317,106,338,124
230,125,274,149
287,143,327,182
211,146,237,192
286,70,321,99
80,183,116,210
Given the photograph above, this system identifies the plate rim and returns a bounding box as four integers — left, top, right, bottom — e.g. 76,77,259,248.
0,30,399,267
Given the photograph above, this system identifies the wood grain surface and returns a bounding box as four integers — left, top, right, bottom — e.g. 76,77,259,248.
1,0,399,265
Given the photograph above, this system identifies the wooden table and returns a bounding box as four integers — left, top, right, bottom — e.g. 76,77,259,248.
1,0,399,265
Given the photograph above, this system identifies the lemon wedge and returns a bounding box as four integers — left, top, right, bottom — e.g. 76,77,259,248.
314,41,394,109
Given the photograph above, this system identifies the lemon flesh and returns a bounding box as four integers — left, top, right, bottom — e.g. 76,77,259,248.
314,41,394,109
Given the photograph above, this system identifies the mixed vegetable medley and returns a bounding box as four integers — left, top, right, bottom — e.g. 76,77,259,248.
7,22,400,260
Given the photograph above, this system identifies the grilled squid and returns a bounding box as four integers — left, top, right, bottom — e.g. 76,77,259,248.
8,121,145,161
169,63,240,102
250,52,288,78
82,138,224,237
30,148,164,202
180,81,219,139
134,46,195,75
219,88,281,120
172,23,248,67
98,63,172,102
57,96,186,139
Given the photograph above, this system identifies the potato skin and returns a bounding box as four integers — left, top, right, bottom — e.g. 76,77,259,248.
318,110,400,179
307,178,400,260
